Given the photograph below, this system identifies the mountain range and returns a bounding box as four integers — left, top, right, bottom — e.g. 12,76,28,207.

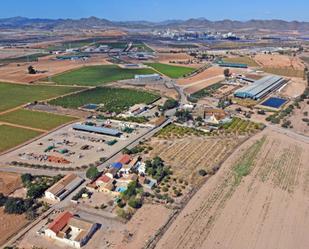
1,16,309,32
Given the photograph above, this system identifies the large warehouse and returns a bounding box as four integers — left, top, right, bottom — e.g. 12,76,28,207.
72,124,122,137
234,75,286,100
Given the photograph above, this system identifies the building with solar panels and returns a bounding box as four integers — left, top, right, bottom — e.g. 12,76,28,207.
234,75,286,100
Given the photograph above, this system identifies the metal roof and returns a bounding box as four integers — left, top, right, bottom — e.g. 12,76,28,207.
235,75,285,99
73,124,121,136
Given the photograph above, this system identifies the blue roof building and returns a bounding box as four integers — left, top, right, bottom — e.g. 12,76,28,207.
111,162,123,170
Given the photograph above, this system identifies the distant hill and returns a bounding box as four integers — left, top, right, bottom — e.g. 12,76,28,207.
1,16,309,32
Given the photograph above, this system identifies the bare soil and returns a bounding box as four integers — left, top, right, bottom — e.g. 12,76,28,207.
155,129,309,249
0,172,22,195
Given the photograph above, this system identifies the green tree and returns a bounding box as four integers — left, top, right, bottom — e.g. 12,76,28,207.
21,173,33,186
86,166,100,180
28,65,36,74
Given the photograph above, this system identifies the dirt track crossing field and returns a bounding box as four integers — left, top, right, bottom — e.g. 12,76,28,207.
155,129,309,249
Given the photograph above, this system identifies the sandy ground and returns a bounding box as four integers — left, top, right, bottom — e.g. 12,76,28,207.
155,129,309,249
254,54,305,70
280,77,307,98
0,208,28,247
288,102,309,136
156,52,200,68
0,54,110,83
0,171,22,195
177,66,247,86
18,204,171,249
184,76,225,95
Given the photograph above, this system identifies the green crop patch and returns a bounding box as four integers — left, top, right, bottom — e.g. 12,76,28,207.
0,125,42,153
0,82,82,112
146,63,195,78
49,87,160,114
0,109,77,130
49,65,157,86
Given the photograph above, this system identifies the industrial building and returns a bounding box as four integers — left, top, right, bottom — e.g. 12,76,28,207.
45,174,84,201
218,62,248,68
134,74,161,81
234,75,286,100
72,124,122,137
45,211,99,248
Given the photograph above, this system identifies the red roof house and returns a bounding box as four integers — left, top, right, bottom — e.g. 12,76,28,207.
48,211,73,234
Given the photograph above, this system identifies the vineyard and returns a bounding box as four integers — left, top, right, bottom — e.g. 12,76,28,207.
155,124,207,139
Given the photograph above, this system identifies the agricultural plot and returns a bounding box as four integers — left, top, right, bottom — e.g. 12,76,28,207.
190,82,224,99
49,87,159,113
0,53,49,64
223,56,259,67
0,82,81,113
262,67,304,78
0,109,77,130
131,43,154,52
49,65,157,86
156,131,309,249
146,63,196,78
155,124,207,139
219,117,265,134
0,125,42,153
46,39,95,51
148,136,243,185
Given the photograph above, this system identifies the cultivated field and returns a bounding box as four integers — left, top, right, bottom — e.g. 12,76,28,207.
0,54,110,83
49,65,156,86
0,125,42,153
155,130,309,249
148,134,244,185
146,63,196,78
0,109,77,130
49,87,159,113
184,77,224,95
0,82,81,113
223,56,259,67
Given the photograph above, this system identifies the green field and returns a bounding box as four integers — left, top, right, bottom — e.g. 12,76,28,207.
49,87,159,113
132,43,154,52
146,63,196,78
0,82,82,112
50,65,157,86
0,53,49,64
0,109,77,130
0,125,42,153
46,39,95,51
223,56,259,67
262,67,304,78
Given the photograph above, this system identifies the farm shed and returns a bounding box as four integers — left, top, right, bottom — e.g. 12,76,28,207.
234,75,286,100
72,124,122,137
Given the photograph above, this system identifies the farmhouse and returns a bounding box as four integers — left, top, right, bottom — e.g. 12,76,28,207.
234,75,286,100
72,124,122,137
45,211,98,248
45,174,84,202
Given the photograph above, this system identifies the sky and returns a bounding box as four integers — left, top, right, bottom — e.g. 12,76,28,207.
1,0,309,22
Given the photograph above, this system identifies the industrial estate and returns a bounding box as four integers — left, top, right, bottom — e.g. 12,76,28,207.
0,11,309,249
